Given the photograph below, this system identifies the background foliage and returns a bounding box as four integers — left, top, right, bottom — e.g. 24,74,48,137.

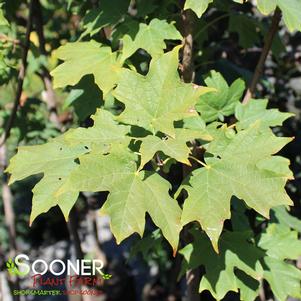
0,0,301,300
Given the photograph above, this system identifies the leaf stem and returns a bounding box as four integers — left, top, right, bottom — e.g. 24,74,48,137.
189,156,207,168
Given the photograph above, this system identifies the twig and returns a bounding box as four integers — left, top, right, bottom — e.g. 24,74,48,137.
258,279,266,301
242,7,282,104
194,13,230,40
0,0,34,146
67,207,84,260
0,3,34,299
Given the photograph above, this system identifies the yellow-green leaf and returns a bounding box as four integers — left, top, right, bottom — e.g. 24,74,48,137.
51,41,122,95
6,136,88,223
114,47,213,137
120,18,182,62
58,147,182,252
181,123,293,251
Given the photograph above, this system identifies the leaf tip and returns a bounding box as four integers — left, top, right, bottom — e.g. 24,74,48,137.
211,240,220,254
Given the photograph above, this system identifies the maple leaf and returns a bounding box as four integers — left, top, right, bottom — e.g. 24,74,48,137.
196,71,245,122
235,99,294,130
58,146,182,252
114,47,213,137
6,136,88,224
181,123,293,251
184,0,213,18
63,75,102,122
257,223,301,261
180,229,263,301
257,0,301,32
64,109,130,152
180,224,301,301
120,18,182,62
272,206,301,232
257,223,301,301
51,41,122,95
262,258,301,301
80,0,130,37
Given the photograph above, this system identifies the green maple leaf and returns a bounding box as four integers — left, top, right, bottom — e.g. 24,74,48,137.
235,99,294,130
184,0,213,18
229,14,261,48
196,71,245,122
58,146,182,253
6,136,88,224
180,225,301,301
63,75,102,122
139,128,212,169
6,109,132,224
114,47,213,137
120,18,182,62
262,258,301,301
181,123,293,251
51,41,122,95
257,0,301,32
272,206,301,232
256,0,277,14
258,223,301,260
257,223,301,301
64,109,130,152
81,0,130,37
180,229,263,301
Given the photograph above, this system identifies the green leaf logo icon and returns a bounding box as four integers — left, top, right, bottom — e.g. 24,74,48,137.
6,258,17,276
101,273,112,280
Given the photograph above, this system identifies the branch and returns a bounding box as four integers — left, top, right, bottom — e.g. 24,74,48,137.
32,0,61,128
181,8,195,83
242,7,282,104
180,4,201,301
0,0,34,146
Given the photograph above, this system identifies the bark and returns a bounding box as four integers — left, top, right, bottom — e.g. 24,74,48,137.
0,0,34,146
32,0,61,128
0,145,21,301
180,4,200,300
242,7,282,104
